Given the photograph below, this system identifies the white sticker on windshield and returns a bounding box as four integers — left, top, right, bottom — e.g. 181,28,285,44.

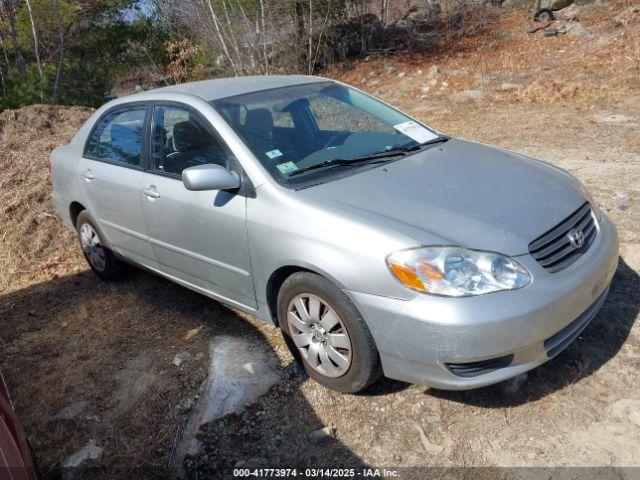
393,121,438,143
276,161,298,174
265,149,283,159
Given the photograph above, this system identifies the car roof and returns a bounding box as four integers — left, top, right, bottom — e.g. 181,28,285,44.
145,75,327,102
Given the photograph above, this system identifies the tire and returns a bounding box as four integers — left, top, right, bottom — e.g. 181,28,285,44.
278,272,381,393
76,211,127,281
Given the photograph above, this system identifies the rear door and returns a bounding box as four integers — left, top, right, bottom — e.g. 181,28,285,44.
139,103,256,308
79,104,157,267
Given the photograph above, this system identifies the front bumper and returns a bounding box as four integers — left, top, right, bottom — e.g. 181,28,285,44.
346,212,619,390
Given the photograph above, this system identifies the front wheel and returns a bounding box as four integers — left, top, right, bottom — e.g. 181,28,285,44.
278,272,381,393
76,211,128,281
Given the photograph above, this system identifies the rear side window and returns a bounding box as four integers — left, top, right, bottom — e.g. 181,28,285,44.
85,107,147,166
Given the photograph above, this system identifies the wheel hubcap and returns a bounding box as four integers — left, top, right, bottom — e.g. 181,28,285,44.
80,223,106,272
286,293,352,378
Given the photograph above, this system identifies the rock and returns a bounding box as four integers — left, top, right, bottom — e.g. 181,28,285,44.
308,426,335,444
172,352,192,367
426,65,438,80
450,90,486,102
556,20,590,37
544,27,558,36
592,113,636,124
556,3,581,20
414,424,443,455
179,397,194,411
540,0,573,11
62,439,103,468
55,400,89,420
502,373,528,395
367,79,381,87
407,6,429,22
498,82,523,92
526,21,552,34
502,0,530,7
397,72,406,78
629,410,640,428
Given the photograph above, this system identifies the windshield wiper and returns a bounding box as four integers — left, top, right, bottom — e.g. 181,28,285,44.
288,151,405,176
401,134,450,151
288,134,450,177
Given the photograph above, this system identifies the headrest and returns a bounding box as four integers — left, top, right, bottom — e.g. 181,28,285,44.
173,121,208,152
244,108,274,136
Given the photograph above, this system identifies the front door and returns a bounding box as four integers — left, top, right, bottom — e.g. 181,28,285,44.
79,104,157,267
140,104,256,308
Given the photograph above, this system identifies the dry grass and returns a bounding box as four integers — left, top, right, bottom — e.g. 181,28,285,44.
0,105,92,293
329,0,640,107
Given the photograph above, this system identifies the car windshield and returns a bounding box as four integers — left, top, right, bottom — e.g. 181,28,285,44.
211,81,440,187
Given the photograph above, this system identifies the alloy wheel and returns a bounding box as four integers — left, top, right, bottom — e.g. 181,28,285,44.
286,293,352,378
80,223,106,272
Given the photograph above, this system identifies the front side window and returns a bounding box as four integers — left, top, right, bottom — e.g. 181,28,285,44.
86,106,146,166
151,105,229,176
212,82,439,187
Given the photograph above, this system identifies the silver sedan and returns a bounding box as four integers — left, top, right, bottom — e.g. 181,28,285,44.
50,75,619,393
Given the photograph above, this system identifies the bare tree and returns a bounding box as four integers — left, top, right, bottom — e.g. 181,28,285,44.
204,0,239,75
51,0,66,104
0,0,25,74
25,0,44,99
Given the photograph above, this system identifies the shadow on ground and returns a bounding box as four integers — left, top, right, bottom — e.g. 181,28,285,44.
0,268,367,480
428,256,639,407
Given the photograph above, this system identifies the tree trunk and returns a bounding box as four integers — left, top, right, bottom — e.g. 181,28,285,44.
259,0,268,74
25,0,45,98
0,29,11,68
51,6,65,104
294,0,307,71
204,0,238,75
1,1,25,74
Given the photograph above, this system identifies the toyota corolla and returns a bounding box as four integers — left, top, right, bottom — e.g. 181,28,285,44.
50,75,619,393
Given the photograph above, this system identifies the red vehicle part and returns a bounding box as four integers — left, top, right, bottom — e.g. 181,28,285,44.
0,373,39,480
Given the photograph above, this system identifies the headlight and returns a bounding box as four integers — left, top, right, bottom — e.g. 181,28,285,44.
386,246,531,297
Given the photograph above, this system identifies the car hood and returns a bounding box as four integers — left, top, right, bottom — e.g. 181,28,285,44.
297,138,588,256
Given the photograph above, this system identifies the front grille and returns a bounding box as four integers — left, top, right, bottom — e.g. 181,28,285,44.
446,354,514,378
544,288,609,358
529,203,597,273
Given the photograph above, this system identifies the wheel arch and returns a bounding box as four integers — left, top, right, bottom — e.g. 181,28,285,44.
69,201,86,228
265,264,348,326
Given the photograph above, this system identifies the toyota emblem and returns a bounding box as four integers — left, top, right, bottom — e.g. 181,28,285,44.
567,228,585,249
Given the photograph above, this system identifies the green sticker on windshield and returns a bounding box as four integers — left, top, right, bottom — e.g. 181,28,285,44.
276,161,298,174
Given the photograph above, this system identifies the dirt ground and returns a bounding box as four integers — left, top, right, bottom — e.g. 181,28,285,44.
0,1,639,478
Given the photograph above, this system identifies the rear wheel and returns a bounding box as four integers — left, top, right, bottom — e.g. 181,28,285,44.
278,272,381,393
76,211,127,280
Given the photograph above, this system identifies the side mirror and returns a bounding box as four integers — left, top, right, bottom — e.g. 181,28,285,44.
182,164,241,191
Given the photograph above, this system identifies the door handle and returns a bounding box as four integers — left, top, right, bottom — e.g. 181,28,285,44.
141,187,160,199
81,170,95,180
